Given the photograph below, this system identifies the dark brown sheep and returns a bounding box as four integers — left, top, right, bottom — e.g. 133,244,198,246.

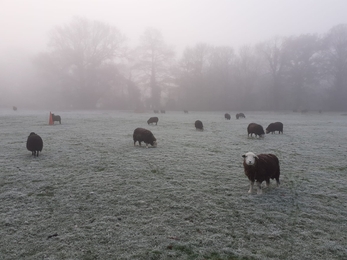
225,113,231,120
26,132,43,157
242,152,280,194
147,117,159,125
236,113,246,119
247,123,265,137
195,120,203,130
133,128,157,148
266,122,283,134
51,113,61,124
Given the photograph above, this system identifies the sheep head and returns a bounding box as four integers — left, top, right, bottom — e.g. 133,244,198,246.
242,152,259,166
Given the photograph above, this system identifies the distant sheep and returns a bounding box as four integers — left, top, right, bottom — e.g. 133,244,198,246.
266,122,283,134
26,132,43,157
153,110,159,113
160,110,166,113
147,117,159,125
13,106,17,111
225,113,231,120
51,113,61,124
247,123,265,137
195,120,203,130
242,152,280,194
184,110,189,114
236,113,246,119
133,128,157,148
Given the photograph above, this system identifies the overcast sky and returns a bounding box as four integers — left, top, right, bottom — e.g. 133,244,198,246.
1,0,347,55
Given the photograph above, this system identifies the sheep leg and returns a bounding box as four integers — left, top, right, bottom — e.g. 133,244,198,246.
248,181,254,194
256,181,262,194
266,180,270,188
276,178,280,187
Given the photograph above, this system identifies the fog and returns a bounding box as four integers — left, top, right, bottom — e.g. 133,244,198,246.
1,0,347,111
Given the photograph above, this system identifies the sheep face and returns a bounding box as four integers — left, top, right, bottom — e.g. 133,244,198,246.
242,152,259,166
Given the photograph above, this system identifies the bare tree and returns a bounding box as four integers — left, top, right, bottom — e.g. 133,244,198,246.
323,24,347,110
132,28,175,109
34,17,126,109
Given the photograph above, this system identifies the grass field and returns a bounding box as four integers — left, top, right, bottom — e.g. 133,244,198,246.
1,109,347,260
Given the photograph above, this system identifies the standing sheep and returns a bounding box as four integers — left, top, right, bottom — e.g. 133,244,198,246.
51,113,61,124
225,113,231,120
247,123,265,137
133,128,157,148
26,132,43,157
195,120,203,130
242,152,280,194
147,117,159,125
266,122,283,134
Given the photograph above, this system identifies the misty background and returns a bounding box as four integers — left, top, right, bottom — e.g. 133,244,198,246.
1,0,347,111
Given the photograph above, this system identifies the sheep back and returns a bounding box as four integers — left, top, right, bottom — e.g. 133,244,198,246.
147,117,159,125
26,132,43,156
195,120,203,130
247,123,265,137
133,128,157,147
243,154,280,184
266,122,283,134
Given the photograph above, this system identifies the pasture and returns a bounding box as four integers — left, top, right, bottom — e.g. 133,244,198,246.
1,110,347,260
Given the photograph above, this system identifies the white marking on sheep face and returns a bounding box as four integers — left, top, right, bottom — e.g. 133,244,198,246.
242,152,258,166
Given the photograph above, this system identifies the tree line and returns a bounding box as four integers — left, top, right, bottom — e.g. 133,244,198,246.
3,17,347,111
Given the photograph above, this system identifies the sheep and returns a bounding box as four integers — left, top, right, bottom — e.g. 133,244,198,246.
133,128,157,148
195,120,203,130
225,113,231,120
160,110,166,113
247,123,265,138
236,113,246,119
153,110,159,114
242,152,280,194
26,132,43,157
13,106,17,111
266,122,283,134
51,113,61,124
147,117,159,125
184,110,189,114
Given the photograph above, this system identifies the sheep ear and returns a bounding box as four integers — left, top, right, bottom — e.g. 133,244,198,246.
255,155,259,159
242,154,246,158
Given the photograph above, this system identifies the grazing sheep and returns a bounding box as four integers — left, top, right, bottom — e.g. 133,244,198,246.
236,113,246,119
184,110,189,114
266,122,283,134
225,113,231,120
133,128,157,148
51,113,61,124
242,152,280,194
26,132,43,157
147,117,159,125
153,110,159,113
247,123,265,137
160,110,166,113
195,120,203,130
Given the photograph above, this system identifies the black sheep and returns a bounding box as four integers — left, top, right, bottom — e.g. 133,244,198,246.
133,128,157,148
147,117,159,125
247,123,265,137
225,113,231,120
195,120,203,130
266,122,283,134
236,113,246,119
51,113,61,124
26,132,43,157
242,152,280,194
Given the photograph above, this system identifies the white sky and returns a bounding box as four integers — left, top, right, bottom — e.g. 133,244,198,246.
1,0,347,55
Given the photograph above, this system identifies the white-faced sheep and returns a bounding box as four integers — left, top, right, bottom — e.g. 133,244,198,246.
26,132,43,157
242,152,280,194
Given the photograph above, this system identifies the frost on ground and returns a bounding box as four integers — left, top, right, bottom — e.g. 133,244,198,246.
1,110,347,260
